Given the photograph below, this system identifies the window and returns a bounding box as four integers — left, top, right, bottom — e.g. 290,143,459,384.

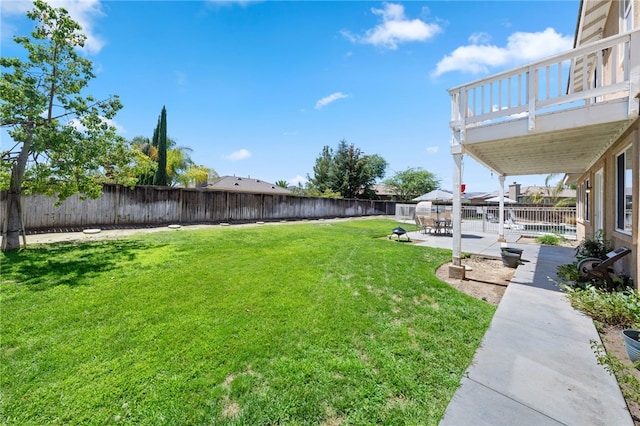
616,145,633,233
577,183,583,220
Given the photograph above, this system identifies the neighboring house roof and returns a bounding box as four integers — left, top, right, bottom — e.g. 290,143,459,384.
372,184,394,197
462,191,487,201
204,176,291,194
520,186,576,199
464,185,576,203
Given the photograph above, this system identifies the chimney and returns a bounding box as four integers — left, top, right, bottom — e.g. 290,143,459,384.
508,182,521,201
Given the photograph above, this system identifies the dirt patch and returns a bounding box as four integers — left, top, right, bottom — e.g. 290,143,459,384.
518,236,579,248
436,256,514,306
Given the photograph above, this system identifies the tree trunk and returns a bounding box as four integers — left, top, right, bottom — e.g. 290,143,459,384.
1,132,32,251
2,190,23,251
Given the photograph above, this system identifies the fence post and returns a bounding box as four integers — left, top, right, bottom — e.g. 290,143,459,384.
179,188,183,223
482,206,486,233
114,185,120,225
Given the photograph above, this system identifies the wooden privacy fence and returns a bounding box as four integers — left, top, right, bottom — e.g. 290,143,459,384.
0,185,396,232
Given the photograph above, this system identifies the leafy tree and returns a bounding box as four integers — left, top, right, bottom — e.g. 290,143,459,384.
308,146,332,192
178,164,212,188
544,173,576,207
384,167,440,201
133,133,214,187
524,174,576,206
152,106,168,186
290,183,342,198
307,140,387,199
131,135,156,184
166,144,191,185
0,0,137,251
275,180,289,188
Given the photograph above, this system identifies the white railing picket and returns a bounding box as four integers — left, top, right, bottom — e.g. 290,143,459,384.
448,31,637,131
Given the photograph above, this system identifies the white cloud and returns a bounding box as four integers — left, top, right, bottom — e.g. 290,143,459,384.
342,2,441,50
1,0,106,54
315,92,349,110
104,118,125,134
225,149,251,161
426,146,439,154
433,27,572,77
288,175,307,186
468,32,491,45
206,0,262,7
66,116,124,133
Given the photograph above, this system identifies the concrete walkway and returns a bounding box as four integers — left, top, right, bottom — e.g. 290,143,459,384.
401,227,633,426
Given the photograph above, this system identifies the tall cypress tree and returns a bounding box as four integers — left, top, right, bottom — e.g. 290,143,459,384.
153,106,168,186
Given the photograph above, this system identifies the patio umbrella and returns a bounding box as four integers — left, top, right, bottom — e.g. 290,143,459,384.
412,189,453,202
484,196,517,203
414,189,453,220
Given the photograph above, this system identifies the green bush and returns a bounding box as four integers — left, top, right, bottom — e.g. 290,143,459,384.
592,341,640,404
557,230,626,291
557,262,579,282
563,285,640,328
536,234,561,245
575,229,612,260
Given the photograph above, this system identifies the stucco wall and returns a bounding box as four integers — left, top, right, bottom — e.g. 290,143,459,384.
576,120,639,287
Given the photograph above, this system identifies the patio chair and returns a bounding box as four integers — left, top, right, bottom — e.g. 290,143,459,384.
415,215,434,234
505,209,524,231
505,217,524,231
424,216,437,234
577,246,632,290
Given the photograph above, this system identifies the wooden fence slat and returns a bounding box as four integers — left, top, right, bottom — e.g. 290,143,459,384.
1,185,395,232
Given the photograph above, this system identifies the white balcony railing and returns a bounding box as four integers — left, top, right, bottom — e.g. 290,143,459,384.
449,30,640,138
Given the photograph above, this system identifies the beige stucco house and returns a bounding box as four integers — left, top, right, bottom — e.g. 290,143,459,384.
448,0,639,286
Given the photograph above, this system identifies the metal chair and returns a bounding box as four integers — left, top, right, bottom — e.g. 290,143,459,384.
577,246,632,289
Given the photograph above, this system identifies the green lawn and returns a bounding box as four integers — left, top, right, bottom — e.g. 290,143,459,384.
1,218,495,425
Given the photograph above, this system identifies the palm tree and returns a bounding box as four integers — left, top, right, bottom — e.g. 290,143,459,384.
544,173,576,207
131,136,214,187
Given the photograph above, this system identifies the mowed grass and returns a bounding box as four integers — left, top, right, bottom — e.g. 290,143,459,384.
1,218,495,425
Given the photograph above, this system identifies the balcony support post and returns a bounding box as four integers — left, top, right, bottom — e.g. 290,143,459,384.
498,176,506,242
451,145,463,269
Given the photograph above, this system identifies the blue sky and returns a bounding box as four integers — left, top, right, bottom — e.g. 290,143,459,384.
1,0,580,193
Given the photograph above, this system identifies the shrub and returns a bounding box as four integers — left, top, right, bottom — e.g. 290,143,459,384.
575,229,612,260
592,341,640,404
558,230,621,291
563,285,640,328
557,262,579,282
536,234,561,245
